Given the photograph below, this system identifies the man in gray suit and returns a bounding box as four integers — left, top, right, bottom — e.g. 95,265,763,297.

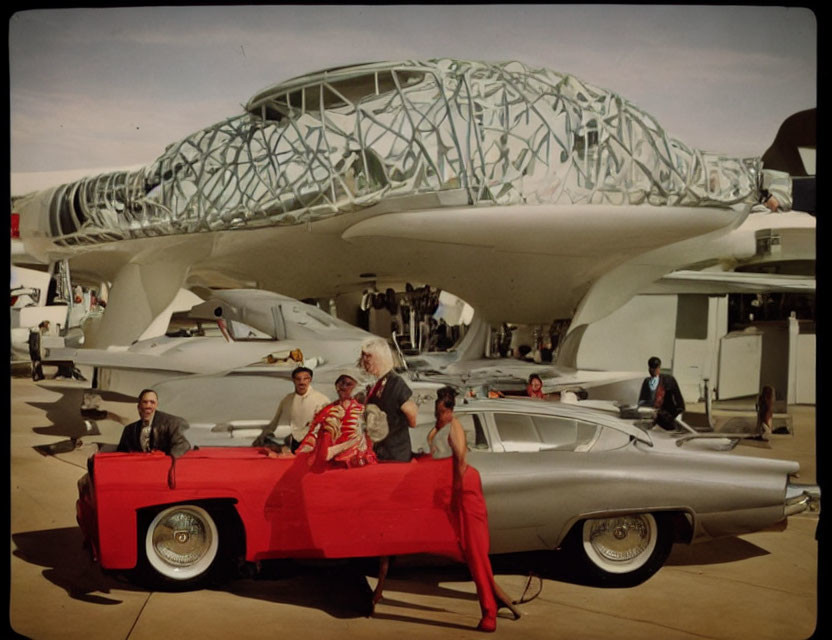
117,388,191,457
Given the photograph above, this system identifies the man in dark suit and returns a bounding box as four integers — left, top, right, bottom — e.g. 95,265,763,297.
28,320,49,381
637,356,685,430
117,388,191,457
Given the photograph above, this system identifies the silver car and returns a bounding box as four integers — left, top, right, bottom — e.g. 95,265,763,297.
412,397,819,587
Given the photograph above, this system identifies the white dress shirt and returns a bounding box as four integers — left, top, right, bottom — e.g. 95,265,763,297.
269,386,330,442
140,413,155,451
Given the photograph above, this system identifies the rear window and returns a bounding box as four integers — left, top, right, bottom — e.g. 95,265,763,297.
494,413,598,452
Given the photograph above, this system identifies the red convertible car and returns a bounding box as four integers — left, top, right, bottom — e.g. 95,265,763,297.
77,448,467,588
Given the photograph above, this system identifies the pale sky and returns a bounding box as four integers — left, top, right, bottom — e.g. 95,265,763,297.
9,5,817,178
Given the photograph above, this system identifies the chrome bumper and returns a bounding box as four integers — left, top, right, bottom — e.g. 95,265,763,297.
784,483,820,516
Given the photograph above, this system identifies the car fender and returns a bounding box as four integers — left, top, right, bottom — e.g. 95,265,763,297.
93,452,253,569
545,506,695,549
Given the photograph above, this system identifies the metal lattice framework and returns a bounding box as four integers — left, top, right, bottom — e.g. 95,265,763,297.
47,59,761,246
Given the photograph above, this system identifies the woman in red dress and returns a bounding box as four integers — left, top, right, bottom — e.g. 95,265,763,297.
428,387,521,632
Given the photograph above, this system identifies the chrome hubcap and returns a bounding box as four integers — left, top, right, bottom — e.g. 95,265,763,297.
152,509,212,567
587,516,651,562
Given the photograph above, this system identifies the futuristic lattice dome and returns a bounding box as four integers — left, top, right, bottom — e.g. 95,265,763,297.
44,59,761,246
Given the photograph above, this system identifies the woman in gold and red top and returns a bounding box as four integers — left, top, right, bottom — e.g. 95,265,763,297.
296,372,377,471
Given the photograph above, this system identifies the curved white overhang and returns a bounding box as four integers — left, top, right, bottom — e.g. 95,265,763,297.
18,59,762,255
342,204,739,255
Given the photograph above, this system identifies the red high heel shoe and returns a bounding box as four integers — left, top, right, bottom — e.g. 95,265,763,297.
477,616,497,632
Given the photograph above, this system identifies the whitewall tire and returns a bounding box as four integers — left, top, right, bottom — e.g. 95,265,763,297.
144,505,220,583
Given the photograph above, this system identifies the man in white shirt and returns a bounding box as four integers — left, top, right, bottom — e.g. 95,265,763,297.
253,366,330,452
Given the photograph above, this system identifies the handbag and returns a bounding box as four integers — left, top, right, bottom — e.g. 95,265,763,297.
363,404,389,443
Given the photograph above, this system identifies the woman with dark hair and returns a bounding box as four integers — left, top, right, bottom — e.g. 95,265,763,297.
427,386,520,632
526,373,545,399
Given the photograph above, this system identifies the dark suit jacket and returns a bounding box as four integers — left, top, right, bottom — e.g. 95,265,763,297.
117,410,191,458
638,374,685,430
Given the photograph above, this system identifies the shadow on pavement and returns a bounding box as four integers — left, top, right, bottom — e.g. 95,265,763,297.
228,560,384,619
24,383,128,451
12,527,136,605
11,530,472,628
232,558,514,631
490,540,768,582
11,526,770,622
665,536,769,566
26,386,90,439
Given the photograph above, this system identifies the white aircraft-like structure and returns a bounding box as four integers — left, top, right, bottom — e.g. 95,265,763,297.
50,288,374,392
12,59,814,407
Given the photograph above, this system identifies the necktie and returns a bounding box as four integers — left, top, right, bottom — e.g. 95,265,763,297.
141,422,152,452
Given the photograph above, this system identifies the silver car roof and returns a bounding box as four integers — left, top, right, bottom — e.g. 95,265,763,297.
453,397,654,446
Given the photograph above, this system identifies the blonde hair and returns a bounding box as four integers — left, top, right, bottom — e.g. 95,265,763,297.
359,337,394,376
